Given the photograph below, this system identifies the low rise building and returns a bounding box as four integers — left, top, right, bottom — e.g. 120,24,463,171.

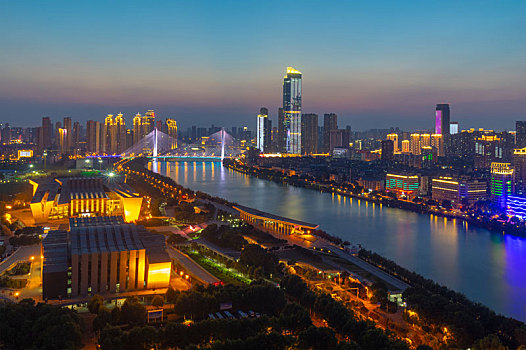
42,216,171,299
385,173,419,199
30,176,142,224
432,177,487,207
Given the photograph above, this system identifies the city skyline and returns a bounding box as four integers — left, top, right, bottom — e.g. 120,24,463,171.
1,1,525,130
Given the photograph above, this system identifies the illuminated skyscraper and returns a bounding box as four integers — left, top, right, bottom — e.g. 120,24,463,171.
401,139,410,154
435,104,450,154
114,113,126,153
133,113,142,145
513,148,526,194
435,104,450,136
63,117,72,151
491,162,514,209
282,67,302,154
387,133,399,152
410,133,421,155
431,134,444,156
166,118,178,149
257,107,269,152
103,114,114,154
143,110,155,135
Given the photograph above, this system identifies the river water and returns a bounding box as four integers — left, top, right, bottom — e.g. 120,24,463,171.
151,160,526,322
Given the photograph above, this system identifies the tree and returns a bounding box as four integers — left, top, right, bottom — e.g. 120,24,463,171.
278,303,312,333
166,286,179,304
472,334,506,350
120,296,147,325
88,294,104,314
151,295,164,307
93,306,112,333
298,326,338,350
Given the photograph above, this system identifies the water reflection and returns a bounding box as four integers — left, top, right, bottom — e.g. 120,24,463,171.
152,161,526,321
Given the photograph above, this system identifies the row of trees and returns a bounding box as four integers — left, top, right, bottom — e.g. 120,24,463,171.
0,299,82,349
280,274,410,350
359,249,526,348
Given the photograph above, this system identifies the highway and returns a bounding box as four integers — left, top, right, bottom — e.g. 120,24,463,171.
167,246,220,285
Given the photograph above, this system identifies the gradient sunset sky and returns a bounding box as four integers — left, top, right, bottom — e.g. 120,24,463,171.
1,1,525,130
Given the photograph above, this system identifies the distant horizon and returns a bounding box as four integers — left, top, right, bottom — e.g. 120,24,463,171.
1,1,525,131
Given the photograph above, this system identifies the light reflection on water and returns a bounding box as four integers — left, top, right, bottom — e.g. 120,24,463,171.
152,161,526,321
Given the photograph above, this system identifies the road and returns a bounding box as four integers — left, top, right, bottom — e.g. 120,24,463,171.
168,246,220,285
0,244,41,275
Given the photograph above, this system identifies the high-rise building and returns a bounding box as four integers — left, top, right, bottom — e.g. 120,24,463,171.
431,134,444,157
329,129,349,154
410,133,421,155
491,162,514,209
516,121,526,148
435,104,451,154
143,110,155,135
256,107,269,153
301,113,318,155
63,117,72,151
513,148,526,195
450,122,459,135
86,120,100,154
166,118,178,150
72,122,80,151
323,113,338,153
435,104,450,136
54,121,62,149
282,67,302,154
114,113,126,154
381,140,394,161
103,114,114,154
387,133,399,152
58,128,67,154
277,108,286,152
401,140,410,154
38,117,53,152
133,113,142,145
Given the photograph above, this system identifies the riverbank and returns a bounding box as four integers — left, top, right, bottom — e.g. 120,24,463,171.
223,159,526,238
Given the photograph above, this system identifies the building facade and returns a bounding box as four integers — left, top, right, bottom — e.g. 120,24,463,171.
301,113,318,155
491,162,514,210
385,174,419,198
432,177,487,207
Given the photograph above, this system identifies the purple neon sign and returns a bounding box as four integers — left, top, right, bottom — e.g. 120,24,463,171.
435,110,442,134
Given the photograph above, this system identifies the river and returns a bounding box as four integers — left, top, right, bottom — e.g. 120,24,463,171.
151,160,526,322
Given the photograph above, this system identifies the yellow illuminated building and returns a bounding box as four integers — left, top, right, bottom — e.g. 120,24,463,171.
42,216,171,299
30,177,143,224
387,133,399,152
166,118,178,149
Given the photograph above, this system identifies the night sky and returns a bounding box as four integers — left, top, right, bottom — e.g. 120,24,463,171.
1,1,525,130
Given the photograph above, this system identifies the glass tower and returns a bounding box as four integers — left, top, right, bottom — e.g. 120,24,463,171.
283,67,302,154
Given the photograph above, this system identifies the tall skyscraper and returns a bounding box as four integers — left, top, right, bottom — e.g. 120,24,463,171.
143,110,155,135
435,104,451,154
72,121,80,151
166,118,178,149
435,104,450,136
301,113,318,155
323,113,338,153
277,108,286,152
282,67,302,154
450,121,459,135
63,117,72,151
133,113,142,145
513,148,526,195
257,107,269,153
86,120,100,153
39,117,52,152
103,114,114,154
114,113,126,154
516,121,526,148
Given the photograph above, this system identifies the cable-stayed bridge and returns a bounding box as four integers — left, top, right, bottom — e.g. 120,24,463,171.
90,128,244,161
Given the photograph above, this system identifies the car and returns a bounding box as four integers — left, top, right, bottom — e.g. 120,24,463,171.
208,313,216,320
215,312,224,319
224,311,234,319
248,310,255,318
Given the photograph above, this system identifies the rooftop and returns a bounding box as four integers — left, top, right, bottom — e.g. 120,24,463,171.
234,205,318,229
